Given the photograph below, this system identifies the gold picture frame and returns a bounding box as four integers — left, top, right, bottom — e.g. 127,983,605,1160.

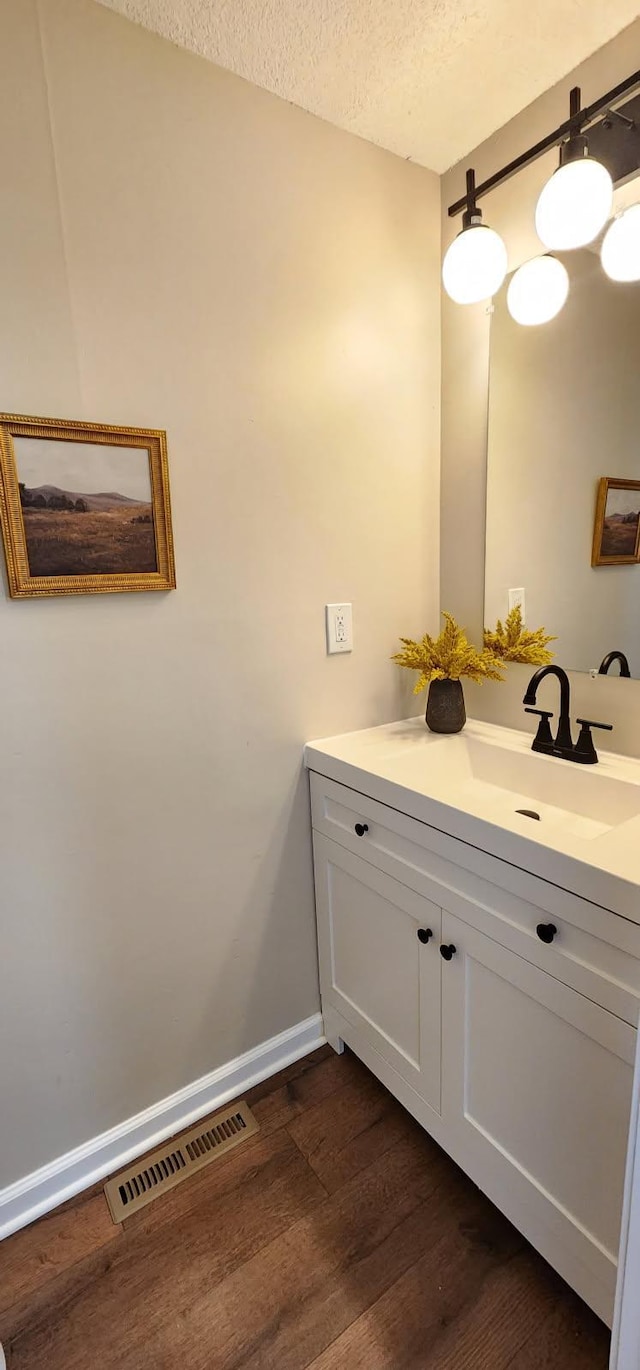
0,413,176,597
591,477,640,568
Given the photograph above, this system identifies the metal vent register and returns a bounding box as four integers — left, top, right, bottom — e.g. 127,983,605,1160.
104,1101,259,1222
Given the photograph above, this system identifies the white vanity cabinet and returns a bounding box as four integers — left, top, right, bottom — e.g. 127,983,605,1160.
309,770,640,1327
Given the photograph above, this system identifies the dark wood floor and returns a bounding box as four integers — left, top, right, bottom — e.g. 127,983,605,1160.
0,1046,610,1369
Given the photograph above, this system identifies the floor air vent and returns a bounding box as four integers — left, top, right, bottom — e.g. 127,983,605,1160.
104,1100,259,1222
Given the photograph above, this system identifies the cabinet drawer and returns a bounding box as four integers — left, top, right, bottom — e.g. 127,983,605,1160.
309,771,640,1024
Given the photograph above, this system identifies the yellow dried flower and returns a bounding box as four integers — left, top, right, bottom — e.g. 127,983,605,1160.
484,605,555,666
392,612,506,694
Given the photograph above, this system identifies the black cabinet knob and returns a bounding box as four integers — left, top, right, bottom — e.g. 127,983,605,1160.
354,822,369,837
417,928,433,944
536,922,557,944
440,944,457,961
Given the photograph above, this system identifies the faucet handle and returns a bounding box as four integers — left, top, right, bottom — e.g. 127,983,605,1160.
524,707,554,753
574,718,613,765
576,718,613,730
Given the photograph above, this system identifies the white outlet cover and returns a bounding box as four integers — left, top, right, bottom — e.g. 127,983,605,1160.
326,603,353,654
508,587,525,620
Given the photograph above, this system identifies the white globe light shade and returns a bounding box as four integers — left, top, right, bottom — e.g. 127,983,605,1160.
507,255,569,326
535,156,613,250
601,205,640,282
442,223,508,304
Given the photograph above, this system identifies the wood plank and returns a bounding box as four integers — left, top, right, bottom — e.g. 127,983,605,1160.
245,1044,334,1104
5,1128,325,1367
421,1249,564,1370
502,1286,610,1370
0,1191,120,1315
129,1132,503,1370
247,1044,369,1139
287,1067,417,1192
312,1242,610,1370
307,1244,565,1370
0,1239,121,1352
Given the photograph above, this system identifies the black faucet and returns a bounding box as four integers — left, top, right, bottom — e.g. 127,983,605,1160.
523,665,574,757
523,665,613,764
598,650,631,678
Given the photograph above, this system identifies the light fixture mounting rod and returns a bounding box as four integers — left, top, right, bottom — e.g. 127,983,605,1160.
447,67,640,218
461,167,479,226
569,85,582,125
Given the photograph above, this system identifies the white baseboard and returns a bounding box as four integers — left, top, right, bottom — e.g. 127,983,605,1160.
0,1012,325,1241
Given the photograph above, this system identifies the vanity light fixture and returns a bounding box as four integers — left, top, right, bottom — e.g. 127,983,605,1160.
506,254,569,326
535,91,612,250
601,203,640,281
442,170,508,304
445,71,640,307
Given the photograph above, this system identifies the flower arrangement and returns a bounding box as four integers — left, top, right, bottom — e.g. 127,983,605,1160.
392,608,555,735
392,612,505,695
483,605,555,666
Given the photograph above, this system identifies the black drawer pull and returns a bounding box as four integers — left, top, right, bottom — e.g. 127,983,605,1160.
417,928,433,944
536,922,557,944
354,823,369,837
440,944,457,961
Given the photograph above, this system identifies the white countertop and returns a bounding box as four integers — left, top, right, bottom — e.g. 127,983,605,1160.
305,716,640,923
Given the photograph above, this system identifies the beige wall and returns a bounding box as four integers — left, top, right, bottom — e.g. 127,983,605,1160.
0,0,440,1189
441,20,640,751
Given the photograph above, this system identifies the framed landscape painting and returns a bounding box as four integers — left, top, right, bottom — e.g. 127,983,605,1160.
592,477,640,567
0,414,176,597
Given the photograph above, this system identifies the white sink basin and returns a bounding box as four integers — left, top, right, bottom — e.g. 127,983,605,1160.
305,715,640,920
382,732,640,840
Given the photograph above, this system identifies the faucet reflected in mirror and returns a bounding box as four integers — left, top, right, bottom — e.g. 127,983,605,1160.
523,664,613,764
599,650,631,677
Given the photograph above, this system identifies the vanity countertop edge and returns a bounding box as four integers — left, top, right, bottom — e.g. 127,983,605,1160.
305,716,640,925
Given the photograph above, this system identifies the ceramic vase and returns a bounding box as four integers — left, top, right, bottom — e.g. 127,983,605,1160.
425,678,466,734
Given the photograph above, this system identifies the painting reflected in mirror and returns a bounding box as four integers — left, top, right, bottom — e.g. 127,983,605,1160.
592,478,640,567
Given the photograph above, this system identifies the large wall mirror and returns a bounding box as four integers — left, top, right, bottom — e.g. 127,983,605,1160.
485,238,640,679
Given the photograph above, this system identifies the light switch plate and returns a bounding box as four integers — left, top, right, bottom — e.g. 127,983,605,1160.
326,603,353,654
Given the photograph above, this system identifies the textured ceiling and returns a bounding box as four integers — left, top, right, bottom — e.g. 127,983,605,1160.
98,0,640,172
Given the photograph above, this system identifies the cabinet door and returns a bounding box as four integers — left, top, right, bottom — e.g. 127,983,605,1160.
441,909,636,1325
313,833,441,1112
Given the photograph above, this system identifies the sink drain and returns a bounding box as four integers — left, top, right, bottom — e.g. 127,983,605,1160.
516,808,541,821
